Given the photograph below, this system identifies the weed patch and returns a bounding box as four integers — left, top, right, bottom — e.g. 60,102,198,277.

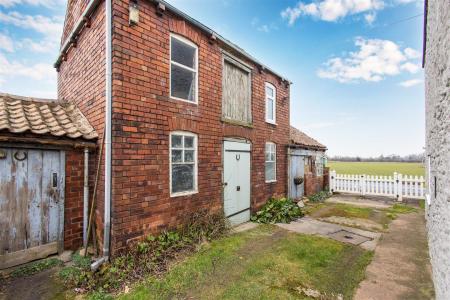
9,258,62,278
59,209,229,297
251,197,303,224
308,191,331,202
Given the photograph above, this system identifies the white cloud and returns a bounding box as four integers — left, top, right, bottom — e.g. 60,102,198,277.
400,62,420,73
364,12,376,25
0,0,64,8
399,79,422,87
17,38,57,53
281,0,384,25
0,33,14,52
404,47,421,59
0,53,55,82
317,38,421,83
251,17,277,33
0,11,62,41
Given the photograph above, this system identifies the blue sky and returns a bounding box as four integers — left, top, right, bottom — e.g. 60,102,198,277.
0,0,425,157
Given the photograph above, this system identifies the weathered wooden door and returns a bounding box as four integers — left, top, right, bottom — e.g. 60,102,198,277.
0,147,65,269
223,140,251,225
289,153,305,200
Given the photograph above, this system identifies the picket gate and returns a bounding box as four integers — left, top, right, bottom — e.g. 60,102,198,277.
329,171,425,201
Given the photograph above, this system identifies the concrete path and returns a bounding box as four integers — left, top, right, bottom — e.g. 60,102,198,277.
277,217,381,250
326,194,393,209
354,211,435,300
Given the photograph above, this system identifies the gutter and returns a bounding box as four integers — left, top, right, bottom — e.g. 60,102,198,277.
54,0,102,69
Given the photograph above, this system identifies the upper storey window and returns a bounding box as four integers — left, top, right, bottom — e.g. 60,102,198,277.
170,34,198,103
265,83,276,124
222,54,252,125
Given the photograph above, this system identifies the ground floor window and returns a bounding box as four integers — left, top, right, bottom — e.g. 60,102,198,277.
170,131,197,196
265,142,276,182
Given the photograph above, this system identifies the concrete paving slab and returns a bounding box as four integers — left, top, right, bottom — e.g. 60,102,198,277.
277,217,381,250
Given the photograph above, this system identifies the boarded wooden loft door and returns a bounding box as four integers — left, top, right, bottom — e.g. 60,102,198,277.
222,57,252,125
0,147,65,269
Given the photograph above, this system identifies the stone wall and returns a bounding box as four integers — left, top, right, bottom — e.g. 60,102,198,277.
424,0,450,298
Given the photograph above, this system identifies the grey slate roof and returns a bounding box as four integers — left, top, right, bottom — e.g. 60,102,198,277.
0,93,98,140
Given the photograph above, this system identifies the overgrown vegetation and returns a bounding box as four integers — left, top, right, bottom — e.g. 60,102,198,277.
120,225,373,300
9,258,62,278
308,190,331,202
251,197,303,224
59,209,229,296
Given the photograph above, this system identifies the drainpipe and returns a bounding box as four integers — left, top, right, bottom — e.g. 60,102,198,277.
91,0,112,271
103,0,112,260
83,148,89,248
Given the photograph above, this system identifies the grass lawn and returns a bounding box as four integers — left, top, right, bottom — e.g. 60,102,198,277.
327,161,425,177
304,202,418,231
119,225,373,300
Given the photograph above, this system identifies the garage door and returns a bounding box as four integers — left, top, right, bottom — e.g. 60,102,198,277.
0,147,65,269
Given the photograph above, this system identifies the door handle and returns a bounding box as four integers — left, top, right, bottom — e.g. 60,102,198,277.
236,186,240,191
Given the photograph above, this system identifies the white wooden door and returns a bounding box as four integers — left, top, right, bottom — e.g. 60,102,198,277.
223,141,251,225
0,147,65,269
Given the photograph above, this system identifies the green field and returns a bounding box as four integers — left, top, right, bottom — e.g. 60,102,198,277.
327,161,425,177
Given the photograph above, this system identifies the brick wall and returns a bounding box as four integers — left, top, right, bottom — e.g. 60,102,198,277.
424,0,450,297
64,150,84,250
304,173,325,196
58,0,290,253
58,2,106,249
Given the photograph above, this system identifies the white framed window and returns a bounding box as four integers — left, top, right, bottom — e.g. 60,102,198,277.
265,142,276,182
170,131,198,196
170,34,198,103
265,82,276,124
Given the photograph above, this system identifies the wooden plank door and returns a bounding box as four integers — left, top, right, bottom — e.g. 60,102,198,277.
289,154,305,200
0,147,64,269
223,141,251,225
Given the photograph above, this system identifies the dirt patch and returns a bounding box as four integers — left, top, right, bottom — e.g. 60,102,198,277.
0,266,68,300
354,211,435,300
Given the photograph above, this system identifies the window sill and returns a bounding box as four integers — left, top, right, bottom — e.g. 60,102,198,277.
265,120,277,126
170,190,198,198
170,96,198,105
221,118,253,128
265,180,277,184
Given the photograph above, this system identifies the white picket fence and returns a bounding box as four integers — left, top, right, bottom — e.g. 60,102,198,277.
329,170,425,201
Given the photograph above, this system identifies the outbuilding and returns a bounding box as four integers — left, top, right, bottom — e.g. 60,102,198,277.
0,93,97,269
288,126,328,200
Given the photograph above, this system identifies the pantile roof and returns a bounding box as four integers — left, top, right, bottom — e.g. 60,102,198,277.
290,126,327,150
0,93,98,140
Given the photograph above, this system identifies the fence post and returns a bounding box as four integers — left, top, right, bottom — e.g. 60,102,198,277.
329,170,335,194
397,173,403,202
360,174,365,196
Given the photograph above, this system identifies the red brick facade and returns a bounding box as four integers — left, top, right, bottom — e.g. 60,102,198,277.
64,150,85,250
58,0,290,253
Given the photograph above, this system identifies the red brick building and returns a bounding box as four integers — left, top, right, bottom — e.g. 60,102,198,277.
56,0,291,255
